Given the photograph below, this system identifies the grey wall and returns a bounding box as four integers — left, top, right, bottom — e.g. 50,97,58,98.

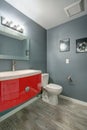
47,15,87,102
0,0,47,72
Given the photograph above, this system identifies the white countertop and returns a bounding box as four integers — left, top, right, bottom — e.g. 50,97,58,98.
0,69,41,81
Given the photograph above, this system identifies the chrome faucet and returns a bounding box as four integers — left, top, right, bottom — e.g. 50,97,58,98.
12,60,16,71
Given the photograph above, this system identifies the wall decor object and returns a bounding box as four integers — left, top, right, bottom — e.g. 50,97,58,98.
59,38,70,52
76,38,87,53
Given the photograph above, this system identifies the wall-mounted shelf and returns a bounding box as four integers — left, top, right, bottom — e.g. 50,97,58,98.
0,55,29,60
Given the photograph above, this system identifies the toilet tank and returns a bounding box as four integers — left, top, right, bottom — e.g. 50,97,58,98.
42,73,49,88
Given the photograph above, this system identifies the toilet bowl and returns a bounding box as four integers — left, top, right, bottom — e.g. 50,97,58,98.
42,73,63,105
46,83,62,94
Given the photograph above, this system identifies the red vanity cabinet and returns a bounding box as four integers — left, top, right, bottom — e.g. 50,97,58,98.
0,73,41,112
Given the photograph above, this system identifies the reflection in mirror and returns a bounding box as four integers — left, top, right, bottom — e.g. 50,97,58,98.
0,34,29,60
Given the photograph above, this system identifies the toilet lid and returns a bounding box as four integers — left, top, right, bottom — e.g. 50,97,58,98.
47,83,62,89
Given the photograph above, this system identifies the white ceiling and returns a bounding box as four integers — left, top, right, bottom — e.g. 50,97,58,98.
5,0,87,29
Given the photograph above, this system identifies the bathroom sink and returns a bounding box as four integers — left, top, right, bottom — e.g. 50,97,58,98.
0,69,41,80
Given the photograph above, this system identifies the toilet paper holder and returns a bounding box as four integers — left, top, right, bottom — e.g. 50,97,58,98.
67,75,72,82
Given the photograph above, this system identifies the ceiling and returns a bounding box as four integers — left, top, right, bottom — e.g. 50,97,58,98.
4,0,87,29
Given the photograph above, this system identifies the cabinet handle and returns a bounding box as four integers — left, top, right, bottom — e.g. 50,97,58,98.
25,86,30,92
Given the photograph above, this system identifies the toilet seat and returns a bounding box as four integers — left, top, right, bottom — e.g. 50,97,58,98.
47,83,62,89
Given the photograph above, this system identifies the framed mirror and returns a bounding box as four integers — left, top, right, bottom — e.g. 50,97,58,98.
0,33,29,60
0,18,30,60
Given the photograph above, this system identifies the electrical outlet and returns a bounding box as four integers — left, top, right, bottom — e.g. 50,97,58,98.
66,59,69,64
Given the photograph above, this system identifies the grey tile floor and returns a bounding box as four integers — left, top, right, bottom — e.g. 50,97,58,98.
0,97,87,130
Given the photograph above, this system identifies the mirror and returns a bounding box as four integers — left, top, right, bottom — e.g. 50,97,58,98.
0,34,29,60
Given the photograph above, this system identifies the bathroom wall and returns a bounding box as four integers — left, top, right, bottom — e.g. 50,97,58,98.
47,15,87,102
0,0,47,72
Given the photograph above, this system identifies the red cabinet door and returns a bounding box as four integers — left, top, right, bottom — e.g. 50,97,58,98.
19,74,41,101
0,79,19,112
0,74,41,112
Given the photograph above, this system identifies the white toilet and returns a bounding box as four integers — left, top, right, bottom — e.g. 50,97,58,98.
42,73,63,105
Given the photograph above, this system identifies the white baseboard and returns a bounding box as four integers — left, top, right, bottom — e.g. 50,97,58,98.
0,95,41,122
59,95,87,106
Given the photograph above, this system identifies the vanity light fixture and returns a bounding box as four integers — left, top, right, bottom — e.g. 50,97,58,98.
1,17,24,33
